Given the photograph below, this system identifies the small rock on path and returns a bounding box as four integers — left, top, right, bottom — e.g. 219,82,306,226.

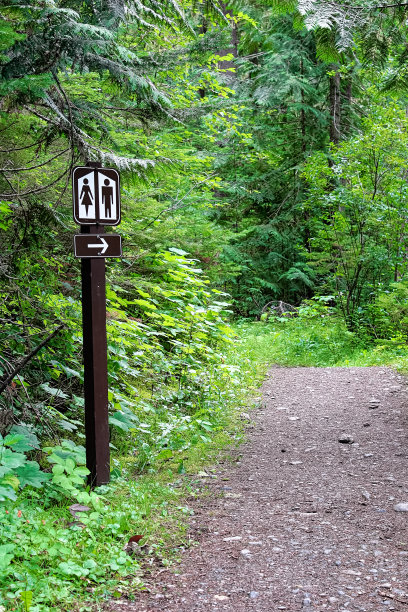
108,366,408,611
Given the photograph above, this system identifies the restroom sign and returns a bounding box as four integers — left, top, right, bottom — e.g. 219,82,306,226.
72,166,121,225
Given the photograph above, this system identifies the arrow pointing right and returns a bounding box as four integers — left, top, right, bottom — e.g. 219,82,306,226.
88,237,108,254
74,234,122,259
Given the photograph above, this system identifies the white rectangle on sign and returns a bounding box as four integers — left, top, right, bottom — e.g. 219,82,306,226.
77,170,96,221
98,171,118,222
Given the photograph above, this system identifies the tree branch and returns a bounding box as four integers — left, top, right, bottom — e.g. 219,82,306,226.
0,324,65,395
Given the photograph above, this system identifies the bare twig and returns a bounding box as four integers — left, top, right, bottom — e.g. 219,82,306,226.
141,173,216,230
1,148,69,173
0,324,65,395
0,135,49,153
379,591,408,605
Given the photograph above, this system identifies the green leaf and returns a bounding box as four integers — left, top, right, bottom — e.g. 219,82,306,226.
58,561,87,577
52,464,65,476
134,299,157,310
0,484,17,501
16,462,51,488
9,426,40,451
1,473,20,491
169,247,188,255
0,448,26,473
157,449,173,461
109,411,136,431
58,419,78,432
47,453,66,466
40,383,69,399
64,458,76,474
20,591,33,611
52,474,75,490
73,466,89,476
0,544,14,571
3,433,26,448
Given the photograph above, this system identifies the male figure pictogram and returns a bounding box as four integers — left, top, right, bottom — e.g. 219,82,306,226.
80,178,93,215
101,179,113,218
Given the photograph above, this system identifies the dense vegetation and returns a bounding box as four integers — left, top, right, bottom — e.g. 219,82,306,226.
3,0,408,609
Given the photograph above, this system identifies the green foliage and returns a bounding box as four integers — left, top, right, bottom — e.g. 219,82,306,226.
358,280,408,342
303,97,408,328
43,440,90,501
4,0,408,608
0,429,49,502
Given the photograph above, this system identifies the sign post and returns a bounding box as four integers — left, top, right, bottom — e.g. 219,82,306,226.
72,161,122,487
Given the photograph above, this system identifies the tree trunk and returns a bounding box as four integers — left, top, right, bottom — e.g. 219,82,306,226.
329,69,341,145
217,3,238,81
300,59,306,154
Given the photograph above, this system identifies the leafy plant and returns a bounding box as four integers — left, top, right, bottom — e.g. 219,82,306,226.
43,440,90,502
0,428,49,502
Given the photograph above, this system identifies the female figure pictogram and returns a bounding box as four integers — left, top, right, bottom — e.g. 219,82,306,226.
80,178,93,216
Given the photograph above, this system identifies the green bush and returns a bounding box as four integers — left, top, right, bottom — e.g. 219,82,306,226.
362,280,408,341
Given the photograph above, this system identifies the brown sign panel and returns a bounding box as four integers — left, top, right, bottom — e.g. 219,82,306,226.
72,166,121,225
74,234,122,258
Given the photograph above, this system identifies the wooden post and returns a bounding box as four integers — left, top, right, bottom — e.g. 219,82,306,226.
80,161,110,487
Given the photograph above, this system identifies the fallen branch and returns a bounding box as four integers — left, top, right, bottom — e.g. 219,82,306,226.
379,591,408,605
0,324,65,395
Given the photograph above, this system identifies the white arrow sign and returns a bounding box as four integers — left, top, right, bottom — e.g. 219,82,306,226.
74,233,122,258
88,237,108,254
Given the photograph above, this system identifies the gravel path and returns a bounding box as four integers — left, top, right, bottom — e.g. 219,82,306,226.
109,366,408,611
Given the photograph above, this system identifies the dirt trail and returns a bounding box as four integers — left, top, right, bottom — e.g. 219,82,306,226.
109,366,408,611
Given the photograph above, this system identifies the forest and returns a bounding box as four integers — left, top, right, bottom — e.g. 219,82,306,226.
2,0,408,609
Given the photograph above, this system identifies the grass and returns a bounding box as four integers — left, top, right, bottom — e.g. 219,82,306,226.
236,314,408,372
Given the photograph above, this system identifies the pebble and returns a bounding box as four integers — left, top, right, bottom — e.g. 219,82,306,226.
394,502,408,512
369,399,380,409
223,536,242,541
214,595,229,601
249,591,259,599
302,593,312,607
240,549,251,558
338,435,354,444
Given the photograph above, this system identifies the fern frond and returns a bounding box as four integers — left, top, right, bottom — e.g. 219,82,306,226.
269,0,298,16
315,27,341,63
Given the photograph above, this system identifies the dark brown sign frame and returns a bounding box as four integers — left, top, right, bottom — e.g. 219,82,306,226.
72,166,121,226
74,233,122,258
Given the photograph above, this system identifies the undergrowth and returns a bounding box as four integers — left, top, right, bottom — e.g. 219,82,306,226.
6,289,407,612
237,309,408,372
0,296,263,612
